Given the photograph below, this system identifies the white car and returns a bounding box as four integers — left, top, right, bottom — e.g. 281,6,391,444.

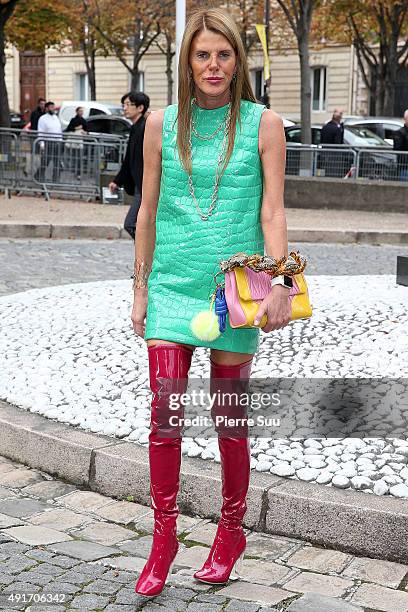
59,101,124,130
343,117,404,146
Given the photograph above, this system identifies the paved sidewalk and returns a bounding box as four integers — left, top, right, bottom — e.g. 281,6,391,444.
0,454,407,612
1,195,408,243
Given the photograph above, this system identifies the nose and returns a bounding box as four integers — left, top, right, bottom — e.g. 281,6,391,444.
209,53,219,70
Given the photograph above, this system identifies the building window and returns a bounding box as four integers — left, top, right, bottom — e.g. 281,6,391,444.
311,67,327,111
250,68,264,102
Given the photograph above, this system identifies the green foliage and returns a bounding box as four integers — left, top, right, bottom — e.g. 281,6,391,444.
5,0,67,51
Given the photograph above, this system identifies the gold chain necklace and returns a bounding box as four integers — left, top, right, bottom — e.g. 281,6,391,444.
188,99,232,221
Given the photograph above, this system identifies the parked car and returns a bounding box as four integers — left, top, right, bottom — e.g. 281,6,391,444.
59,101,124,130
9,110,27,130
285,124,398,179
85,114,132,138
343,117,404,146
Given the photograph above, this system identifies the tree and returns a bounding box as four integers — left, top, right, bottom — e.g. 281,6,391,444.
7,0,113,102
329,0,408,116
155,2,175,105
5,0,66,52
226,0,265,54
60,0,111,101
272,1,322,144
0,0,19,127
90,0,173,91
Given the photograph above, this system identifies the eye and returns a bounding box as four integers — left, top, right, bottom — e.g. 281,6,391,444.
220,52,231,58
196,52,208,59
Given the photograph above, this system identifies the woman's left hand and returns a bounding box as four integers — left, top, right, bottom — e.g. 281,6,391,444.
254,285,292,332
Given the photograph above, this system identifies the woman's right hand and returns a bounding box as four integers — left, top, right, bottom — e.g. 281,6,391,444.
131,288,148,338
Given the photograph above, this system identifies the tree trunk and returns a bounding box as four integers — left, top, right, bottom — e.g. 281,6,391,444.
299,34,311,145
0,1,18,128
89,48,96,100
165,34,173,105
131,69,141,91
0,27,10,127
383,41,398,116
81,40,97,101
376,69,386,115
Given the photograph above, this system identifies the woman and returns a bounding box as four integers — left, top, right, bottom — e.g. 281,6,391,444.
131,7,291,598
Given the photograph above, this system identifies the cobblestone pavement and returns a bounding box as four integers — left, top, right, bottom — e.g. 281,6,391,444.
0,455,407,612
1,239,407,297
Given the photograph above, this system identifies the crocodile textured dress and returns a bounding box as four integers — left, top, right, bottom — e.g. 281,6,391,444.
144,98,267,354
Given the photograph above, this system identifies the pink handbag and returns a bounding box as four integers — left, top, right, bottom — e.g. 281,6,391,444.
224,266,310,328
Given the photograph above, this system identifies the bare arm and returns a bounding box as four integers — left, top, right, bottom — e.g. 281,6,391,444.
259,109,288,260
253,109,291,332
131,109,164,337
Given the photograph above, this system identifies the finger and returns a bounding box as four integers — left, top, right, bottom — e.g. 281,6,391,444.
134,325,144,337
254,308,265,326
132,319,141,333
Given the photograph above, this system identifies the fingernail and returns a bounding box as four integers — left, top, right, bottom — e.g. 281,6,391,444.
254,319,259,325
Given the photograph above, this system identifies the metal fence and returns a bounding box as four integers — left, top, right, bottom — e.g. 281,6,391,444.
286,144,408,182
2,130,408,200
0,128,128,200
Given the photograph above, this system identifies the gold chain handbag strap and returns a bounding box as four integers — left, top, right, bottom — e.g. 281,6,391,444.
219,250,307,277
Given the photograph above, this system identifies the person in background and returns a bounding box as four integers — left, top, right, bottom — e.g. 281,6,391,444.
109,91,150,240
321,109,344,144
320,109,345,177
393,109,408,182
29,98,46,131
65,107,88,133
65,107,89,179
35,101,63,183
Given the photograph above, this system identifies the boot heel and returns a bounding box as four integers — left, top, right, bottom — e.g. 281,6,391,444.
165,555,177,584
229,550,245,581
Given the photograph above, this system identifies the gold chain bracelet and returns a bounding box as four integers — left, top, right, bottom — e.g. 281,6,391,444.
131,260,151,289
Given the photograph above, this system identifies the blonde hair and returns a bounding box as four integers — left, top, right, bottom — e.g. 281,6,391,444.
175,7,257,176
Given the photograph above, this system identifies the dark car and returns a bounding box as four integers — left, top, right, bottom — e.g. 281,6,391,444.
83,114,131,165
285,124,398,180
9,110,27,130
86,114,132,138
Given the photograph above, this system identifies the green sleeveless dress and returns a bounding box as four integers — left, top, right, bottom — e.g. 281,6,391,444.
145,99,266,354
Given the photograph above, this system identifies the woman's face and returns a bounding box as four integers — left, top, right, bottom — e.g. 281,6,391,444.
189,29,237,100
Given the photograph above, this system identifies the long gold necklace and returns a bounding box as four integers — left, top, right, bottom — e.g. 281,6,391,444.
188,98,232,221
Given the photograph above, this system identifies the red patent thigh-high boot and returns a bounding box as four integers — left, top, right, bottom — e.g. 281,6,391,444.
193,356,253,584
135,343,193,597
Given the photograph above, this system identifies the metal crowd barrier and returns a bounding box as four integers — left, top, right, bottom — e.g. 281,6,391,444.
0,127,128,199
286,144,406,182
0,129,18,195
2,130,408,198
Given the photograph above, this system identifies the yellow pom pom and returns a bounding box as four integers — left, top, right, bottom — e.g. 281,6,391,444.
190,310,221,341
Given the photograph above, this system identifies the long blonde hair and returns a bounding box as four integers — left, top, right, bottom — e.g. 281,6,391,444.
175,8,257,176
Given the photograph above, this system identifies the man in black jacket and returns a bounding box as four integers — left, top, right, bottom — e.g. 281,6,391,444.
320,109,345,177
29,98,46,131
393,110,408,181
321,109,344,145
109,91,150,240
